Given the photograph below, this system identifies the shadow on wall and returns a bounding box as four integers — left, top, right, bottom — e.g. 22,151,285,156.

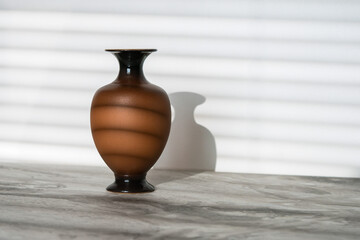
155,92,217,171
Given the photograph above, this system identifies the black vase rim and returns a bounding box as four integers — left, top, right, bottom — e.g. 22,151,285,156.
105,49,157,53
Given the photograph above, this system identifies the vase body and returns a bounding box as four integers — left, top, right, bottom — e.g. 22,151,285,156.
90,49,171,193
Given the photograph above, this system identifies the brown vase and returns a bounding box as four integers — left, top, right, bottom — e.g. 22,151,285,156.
90,49,171,193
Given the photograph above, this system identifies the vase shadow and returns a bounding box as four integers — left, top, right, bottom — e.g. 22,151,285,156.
152,92,217,185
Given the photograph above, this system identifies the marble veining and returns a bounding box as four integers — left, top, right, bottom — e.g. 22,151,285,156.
0,163,359,240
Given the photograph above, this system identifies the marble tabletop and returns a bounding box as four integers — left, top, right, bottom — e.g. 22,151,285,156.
0,163,359,240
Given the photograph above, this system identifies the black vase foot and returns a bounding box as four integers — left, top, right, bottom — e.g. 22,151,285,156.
106,174,155,193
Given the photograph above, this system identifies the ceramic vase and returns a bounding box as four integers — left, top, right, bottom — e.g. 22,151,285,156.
90,49,171,193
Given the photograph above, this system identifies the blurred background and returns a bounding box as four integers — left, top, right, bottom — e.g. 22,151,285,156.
0,0,360,177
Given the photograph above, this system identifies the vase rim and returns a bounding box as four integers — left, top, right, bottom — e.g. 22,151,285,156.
105,49,157,53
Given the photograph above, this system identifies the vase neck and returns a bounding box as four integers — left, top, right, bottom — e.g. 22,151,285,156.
110,51,153,82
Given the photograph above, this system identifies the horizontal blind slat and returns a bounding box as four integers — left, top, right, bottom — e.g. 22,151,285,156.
1,0,360,21
1,11,360,41
1,31,360,63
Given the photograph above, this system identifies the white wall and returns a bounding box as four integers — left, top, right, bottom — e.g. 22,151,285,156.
0,0,360,177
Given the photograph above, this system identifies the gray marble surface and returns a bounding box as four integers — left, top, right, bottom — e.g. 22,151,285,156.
0,163,359,240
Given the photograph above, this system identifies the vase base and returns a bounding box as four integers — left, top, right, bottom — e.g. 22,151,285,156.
106,174,155,193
